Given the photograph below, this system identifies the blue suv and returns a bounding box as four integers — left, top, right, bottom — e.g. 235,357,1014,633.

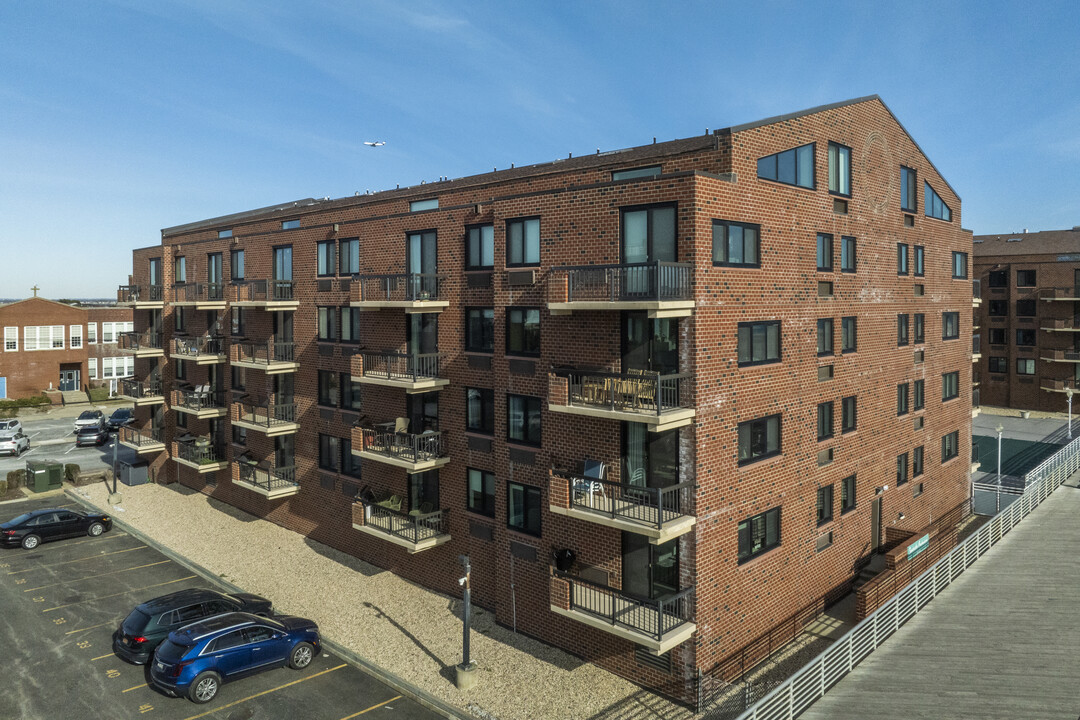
149,612,319,704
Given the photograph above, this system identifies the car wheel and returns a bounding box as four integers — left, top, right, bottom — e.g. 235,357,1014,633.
22,534,40,550
88,522,104,537
289,642,315,669
188,671,220,704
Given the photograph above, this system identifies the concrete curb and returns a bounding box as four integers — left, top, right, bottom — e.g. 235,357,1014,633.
63,488,470,720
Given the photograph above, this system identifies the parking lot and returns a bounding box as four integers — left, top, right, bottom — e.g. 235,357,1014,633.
0,495,443,720
0,409,136,476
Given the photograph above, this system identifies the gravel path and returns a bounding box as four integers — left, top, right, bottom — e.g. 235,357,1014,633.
77,481,693,720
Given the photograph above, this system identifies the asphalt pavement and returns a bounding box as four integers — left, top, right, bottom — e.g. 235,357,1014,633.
1,407,139,476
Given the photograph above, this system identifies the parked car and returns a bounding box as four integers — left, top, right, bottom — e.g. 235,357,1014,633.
0,419,23,434
1,508,111,549
75,422,109,447
150,612,320,703
0,431,30,456
106,407,135,431
113,589,274,665
73,410,104,433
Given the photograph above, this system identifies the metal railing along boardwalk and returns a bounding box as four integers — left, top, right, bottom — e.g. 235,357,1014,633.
556,571,694,643
734,434,1080,720
549,261,692,303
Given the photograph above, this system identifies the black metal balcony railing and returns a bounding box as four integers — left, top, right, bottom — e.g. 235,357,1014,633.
117,284,164,304
359,500,449,545
1044,349,1080,362
1040,286,1080,301
972,278,981,300
237,463,297,492
556,571,695,643
176,439,227,466
171,335,226,358
119,426,163,447
973,334,981,354
118,331,163,352
353,273,445,303
173,387,227,412
235,340,296,365
120,378,162,398
234,399,297,428
359,352,442,383
550,261,693,303
358,427,446,465
558,473,694,530
173,282,225,303
234,279,296,303
555,368,693,416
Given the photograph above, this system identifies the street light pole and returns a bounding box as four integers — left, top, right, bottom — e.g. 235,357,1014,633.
454,554,477,690
996,423,1004,483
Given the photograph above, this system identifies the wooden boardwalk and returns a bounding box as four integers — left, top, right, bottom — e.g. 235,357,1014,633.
800,482,1080,720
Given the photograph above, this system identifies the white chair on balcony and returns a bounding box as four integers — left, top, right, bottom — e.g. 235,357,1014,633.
574,459,607,509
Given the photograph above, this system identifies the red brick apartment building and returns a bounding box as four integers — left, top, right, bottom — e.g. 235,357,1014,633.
118,95,973,702
0,297,133,399
973,227,1080,413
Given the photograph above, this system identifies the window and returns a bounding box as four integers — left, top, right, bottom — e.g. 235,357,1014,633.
467,388,495,435
952,251,968,279
987,270,1007,288
941,430,959,462
1016,329,1036,346
817,484,834,526
901,166,917,212
318,370,339,407
410,198,438,212
737,506,781,563
841,316,857,353
229,249,244,281
738,321,781,366
467,468,496,517
317,241,336,277
318,434,340,472
1016,299,1037,317
218,229,232,239
339,307,360,343
989,357,1008,373
909,447,924,479
1016,270,1037,287
841,236,856,272
341,438,362,478
817,318,834,356
1017,358,1036,375
988,300,1007,317
827,142,851,196
232,424,247,445
339,238,359,275
738,414,781,465
465,308,494,353
466,225,494,270
175,358,187,381
897,243,910,275
897,452,909,485
281,219,300,230
925,182,952,221
942,312,959,340
989,328,1006,345
913,314,925,344
231,365,246,392
507,395,541,445
317,307,336,341
817,402,833,441
87,358,97,379
898,314,910,346
841,396,857,433
914,379,925,410
914,245,925,277
897,383,909,416
756,143,814,189
507,481,541,536
174,256,186,284
841,474,856,513
612,165,661,181
22,326,64,351
342,376,363,411
942,371,960,400
87,323,96,344
226,307,244,337
506,217,540,267
712,220,761,267
506,308,541,356
816,233,833,271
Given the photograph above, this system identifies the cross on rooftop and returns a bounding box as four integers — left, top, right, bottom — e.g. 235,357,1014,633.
31,285,39,297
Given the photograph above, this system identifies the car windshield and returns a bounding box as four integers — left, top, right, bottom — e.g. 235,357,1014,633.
155,639,194,663
121,609,151,635
78,412,98,420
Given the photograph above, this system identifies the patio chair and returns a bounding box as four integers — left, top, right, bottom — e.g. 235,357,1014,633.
574,459,607,508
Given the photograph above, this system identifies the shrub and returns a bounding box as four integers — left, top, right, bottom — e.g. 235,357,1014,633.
64,464,81,483
6,470,25,489
0,395,51,409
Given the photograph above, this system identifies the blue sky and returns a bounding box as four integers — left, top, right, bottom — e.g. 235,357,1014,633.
1,1,1077,297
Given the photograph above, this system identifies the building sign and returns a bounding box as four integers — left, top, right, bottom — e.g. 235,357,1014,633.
907,533,930,561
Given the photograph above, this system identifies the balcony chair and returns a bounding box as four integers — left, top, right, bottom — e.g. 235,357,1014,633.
574,459,607,508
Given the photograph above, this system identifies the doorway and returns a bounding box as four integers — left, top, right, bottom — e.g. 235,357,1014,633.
59,367,80,392
871,497,882,553
622,533,679,600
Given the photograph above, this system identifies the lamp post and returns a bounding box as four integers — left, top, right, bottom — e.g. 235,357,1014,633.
1066,388,1074,440
455,554,477,690
995,423,1004,483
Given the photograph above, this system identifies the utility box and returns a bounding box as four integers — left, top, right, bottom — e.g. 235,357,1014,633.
25,460,64,493
118,459,149,487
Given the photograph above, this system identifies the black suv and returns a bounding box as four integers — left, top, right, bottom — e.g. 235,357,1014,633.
113,588,273,664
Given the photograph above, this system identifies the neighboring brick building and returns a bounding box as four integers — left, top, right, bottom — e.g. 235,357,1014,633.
0,297,133,399
119,95,973,702
972,227,1080,413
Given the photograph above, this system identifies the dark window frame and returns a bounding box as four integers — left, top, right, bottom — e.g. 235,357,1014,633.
506,216,541,268
466,388,495,436
897,452,909,486
913,245,925,277
817,318,834,357
465,224,495,271
737,413,782,466
737,506,782,564
914,313,925,344
1016,269,1037,288
913,446,924,477
897,243,910,276
841,236,857,273
467,467,496,517
506,481,542,537
914,379,925,411
841,395,857,433
952,251,968,279
737,320,781,367
925,182,952,221
897,383,910,416
942,312,960,340
898,314,910,347
816,233,834,272
817,484,835,526
505,307,541,357
817,401,834,441
841,474,856,514
841,316,857,354
507,393,542,446
1016,358,1036,376
712,220,762,268
756,142,816,190
464,307,495,354
901,166,918,213
988,356,1008,374
827,141,852,198
942,371,960,401
941,430,959,462
230,249,244,281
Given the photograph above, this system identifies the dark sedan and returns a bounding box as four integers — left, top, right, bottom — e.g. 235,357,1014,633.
106,407,135,431
1,508,112,549
75,422,110,447
113,588,274,664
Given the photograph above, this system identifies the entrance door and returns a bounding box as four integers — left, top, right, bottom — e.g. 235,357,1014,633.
207,253,223,299
622,312,679,374
409,470,440,513
59,369,79,391
407,314,438,356
871,497,882,553
273,246,293,300
621,205,675,297
622,533,679,599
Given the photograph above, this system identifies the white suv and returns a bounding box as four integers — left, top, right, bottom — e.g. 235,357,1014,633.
0,419,23,435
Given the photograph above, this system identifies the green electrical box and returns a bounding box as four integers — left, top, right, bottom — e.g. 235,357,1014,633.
25,460,64,493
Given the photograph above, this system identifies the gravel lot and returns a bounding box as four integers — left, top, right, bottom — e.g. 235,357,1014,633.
75,481,693,720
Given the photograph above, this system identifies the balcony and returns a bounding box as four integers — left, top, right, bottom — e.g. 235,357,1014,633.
170,336,227,364
549,471,695,543
548,369,695,431
232,279,299,310
118,426,165,455
353,426,449,472
550,573,695,654
117,378,164,406
350,273,448,313
1040,349,1080,363
231,399,299,436
172,438,229,473
972,278,981,307
548,262,694,318
116,284,164,309
1040,378,1079,394
117,331,164,358
232,341,299,374
1040,287,1080,302
351,500,451,553
972,334,981,362
235,462,299,499
352,351,448,393
172,282,227,309
1041,318,1080,332
172,387,228,419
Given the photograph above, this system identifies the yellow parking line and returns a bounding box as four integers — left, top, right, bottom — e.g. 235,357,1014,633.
340,695,402,719
24,560,171,591
182,664,347,720
43,575,196,612
65,620,117,635
122,683,147,693
91,652,114,661
7,545,148,574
